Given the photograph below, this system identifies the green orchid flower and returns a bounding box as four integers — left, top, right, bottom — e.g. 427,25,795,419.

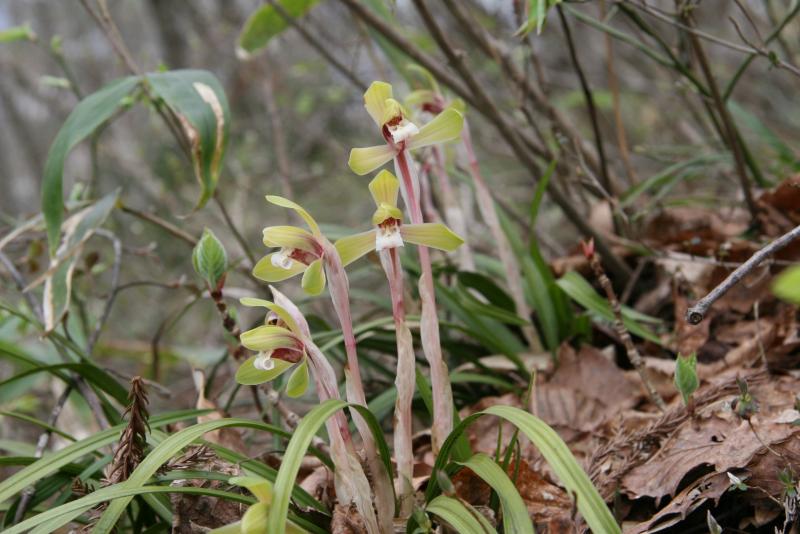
209,475,306,534
334,170,464,265
253,195,333,295
235,297,309,398
348,81,464,175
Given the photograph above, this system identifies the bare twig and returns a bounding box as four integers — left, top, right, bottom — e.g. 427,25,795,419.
87,229,122,354
682,12,759,224
213,193,256,267
268,0,366,90
584,240,666,411
556,5,613,196
119,203,198,246
13,385,72,522
686,223,800,324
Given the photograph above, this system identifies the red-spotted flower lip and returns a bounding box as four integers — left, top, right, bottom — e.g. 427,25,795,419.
287,247,321,266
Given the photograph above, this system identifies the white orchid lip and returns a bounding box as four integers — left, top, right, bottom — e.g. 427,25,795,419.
271,248,294,270
376,223,404,251
389,120,419,144
254,352,275,371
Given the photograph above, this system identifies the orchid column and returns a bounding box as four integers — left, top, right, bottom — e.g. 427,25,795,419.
349,82,464,453
335,170,463,515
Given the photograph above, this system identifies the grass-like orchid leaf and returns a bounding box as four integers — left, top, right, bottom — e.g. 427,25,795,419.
0,409,208,504
459,453,534,534
428,405,620,534
426,495,497,533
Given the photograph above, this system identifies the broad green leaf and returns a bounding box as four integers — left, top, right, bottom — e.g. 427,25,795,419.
0,410,208,504
429,405,620,534
238,0,321,56
674,353,698,405
42,78,138,254
192,228,229,288
146,70,230,211
93,418,291,533
426,495,496,533
0,24,36,43
556,271,662,344
459,453,534,534
773,265,800,304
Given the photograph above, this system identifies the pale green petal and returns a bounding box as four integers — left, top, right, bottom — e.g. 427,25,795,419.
240,324,300,352
262,225,318,253
335,230,376,267
253,253,306,282
381,98,404,125
229,476,273,504
364,81,393,126
369,170,400,207
239,297,302,336
285,358,309,398
401,223,464,251
242,502,270,534
406,108,464,150
236,356,294,385
265,195,321,235
301,258,326,295
348,145,395,176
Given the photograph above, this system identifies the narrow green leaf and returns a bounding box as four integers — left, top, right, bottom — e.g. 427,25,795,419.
93,418,291,533
426,495,496,534
0,410,208,504
459,453,533,534
674,352,698,405
556,271,662,344
238,0,321,55
146,70,230,211
268,400,394,533
42,78,138,255
429,406,620,534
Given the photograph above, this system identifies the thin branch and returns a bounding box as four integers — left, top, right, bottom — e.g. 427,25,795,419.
556,5,613,196
119,202,198,246
13,385,72,522
268,0,366,90
86,229,122,355
214,193,256,267
686,223,800,324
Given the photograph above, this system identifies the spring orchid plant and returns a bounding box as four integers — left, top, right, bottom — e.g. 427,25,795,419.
349,82,464,455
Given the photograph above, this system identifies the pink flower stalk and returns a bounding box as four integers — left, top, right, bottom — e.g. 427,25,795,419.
349,81,465,457
336,170,463,516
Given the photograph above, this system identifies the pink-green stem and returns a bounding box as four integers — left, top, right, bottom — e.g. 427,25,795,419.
461,121,542,350
380,246,415,517
322,240,395,530
395,149,454,454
